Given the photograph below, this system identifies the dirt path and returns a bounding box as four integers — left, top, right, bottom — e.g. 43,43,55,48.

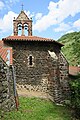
17,88,48,99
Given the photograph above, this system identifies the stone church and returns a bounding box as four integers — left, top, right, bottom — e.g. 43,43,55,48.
2,10,69,103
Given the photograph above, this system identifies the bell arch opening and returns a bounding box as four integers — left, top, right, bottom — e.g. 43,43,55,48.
18,23,22,36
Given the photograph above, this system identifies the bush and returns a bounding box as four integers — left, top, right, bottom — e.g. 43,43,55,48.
69,74,80,119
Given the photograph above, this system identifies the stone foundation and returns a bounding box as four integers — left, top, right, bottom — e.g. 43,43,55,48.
17,84,47,93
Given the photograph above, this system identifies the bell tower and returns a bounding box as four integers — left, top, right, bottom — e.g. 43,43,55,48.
13,10,32,36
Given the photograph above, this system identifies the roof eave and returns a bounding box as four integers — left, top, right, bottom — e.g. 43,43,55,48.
2,36,64,47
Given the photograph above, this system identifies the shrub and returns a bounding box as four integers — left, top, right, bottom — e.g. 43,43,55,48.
69,74,80,119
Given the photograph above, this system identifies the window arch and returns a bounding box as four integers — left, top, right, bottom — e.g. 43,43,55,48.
24,23,28,36
18,23,22,36
18,23,28,36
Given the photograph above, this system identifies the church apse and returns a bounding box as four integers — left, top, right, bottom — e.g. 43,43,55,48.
2,9,70,103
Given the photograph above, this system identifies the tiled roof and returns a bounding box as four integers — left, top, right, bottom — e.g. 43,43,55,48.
0,40,3,46
2,35,64,47
69,66,80,75
0,40,13,66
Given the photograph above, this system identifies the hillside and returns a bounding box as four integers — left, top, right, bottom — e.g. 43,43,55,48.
58,31,80,66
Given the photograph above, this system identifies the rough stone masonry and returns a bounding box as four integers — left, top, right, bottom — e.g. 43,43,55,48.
0,57,15,115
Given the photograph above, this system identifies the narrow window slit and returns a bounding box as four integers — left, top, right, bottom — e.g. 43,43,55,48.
29,56,32,65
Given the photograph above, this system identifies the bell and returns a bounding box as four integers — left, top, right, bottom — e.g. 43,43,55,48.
18,25,21,27
25,27,27,30
19,28,21,30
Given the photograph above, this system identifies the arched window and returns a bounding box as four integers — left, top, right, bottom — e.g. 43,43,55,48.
29,55,32,65
24,24,28,36
28,55,34,67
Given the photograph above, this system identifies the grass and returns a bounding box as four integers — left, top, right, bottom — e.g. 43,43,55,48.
2,97,72,120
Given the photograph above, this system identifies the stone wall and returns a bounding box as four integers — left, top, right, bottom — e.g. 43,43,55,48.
4,41,69,103
58,52,70,100
0,57,15,116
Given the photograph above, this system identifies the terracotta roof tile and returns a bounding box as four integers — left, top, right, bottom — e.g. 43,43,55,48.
0,40,3,46
2,35,64,47
69,66,80,75
0,40,13,66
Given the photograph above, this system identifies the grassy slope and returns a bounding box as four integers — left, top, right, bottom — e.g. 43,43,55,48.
58,31,80,66
2,97,72,120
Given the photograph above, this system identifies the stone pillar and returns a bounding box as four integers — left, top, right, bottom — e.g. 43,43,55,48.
22,24,24,36
13,20,18,36
28,21,32,36
58,52,70,100
47,56,63,103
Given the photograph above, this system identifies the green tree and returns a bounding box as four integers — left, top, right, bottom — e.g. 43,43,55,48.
58,31,80,66
72,37,80,65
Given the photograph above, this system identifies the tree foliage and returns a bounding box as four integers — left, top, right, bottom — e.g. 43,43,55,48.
58,31,80,66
